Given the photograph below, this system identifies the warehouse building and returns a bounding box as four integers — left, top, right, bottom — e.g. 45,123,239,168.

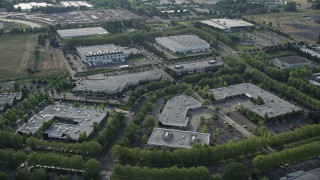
73,70,161,95
148,128,210,149
274,56,313,70
210,83,301,119
155,34,210,53
14,2,51,11
200,18,254,32
60,1,93,8
159,95,202,129
76,44,140,63
18,104,108,141
57,27,108,39
167,59,223,76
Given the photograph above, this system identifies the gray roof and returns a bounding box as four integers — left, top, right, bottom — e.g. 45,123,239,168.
210,83,301,118
281,168,320,180
57,27,108,39
73,70,161,94
159,95,202,128
76,44,125,57
167,60,223,72
18,104,108,141
155,34,209,50
0,93,21,106
275,56,309,65
148,128,210,148
201,18,254,30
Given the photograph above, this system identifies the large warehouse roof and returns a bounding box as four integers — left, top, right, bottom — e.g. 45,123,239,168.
57,27,108,39
18,104,108,141
155,34,210,52
73,70,161,94
159,95,202,128
201,18,254,30
76,44,125,57
148,128,210,149
210,83,301,118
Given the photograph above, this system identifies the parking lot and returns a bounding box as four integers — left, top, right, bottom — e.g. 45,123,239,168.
238,30,294,50
266,113,307,134
213,97,255,113
267,158,320,180
228,111,257,133
208,118,244,145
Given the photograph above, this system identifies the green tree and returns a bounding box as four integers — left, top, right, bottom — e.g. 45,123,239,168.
31,168,47,180
0,172,8,180
15,168,31,180
85,159,101,179
256,96,264,105
203,99,211,107
223,163,248,180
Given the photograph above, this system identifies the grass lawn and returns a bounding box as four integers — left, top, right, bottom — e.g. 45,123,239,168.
0,34,36,80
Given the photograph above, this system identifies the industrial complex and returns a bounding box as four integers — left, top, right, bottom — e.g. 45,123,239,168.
274,56,313,70
167,59,223,76
155,34,210,53
200,18,254,31
18,104,108,141
57,27,108,39
158,95,202,128
76,44,140,63
147,128,210,149
210,83,301,119
73,70,162,95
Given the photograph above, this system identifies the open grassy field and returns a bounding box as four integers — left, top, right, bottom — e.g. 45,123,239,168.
245,10,320,44
0,34,65,81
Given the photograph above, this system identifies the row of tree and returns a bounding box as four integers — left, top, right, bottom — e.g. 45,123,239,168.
288,76,320,100
253,141,320,174
26,137,102,157
112,124,320,166
28,152,101,179
270,124,320,147
128,80,172,107
96,112,125,148
0,149,26,168
112,137,269,166
112,164,211,180
0,131,24,149
241,52,288,82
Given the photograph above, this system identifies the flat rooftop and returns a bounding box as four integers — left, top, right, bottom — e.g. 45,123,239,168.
18,104,108,141
147,128,210,149
76,44,125,57
210,83,301,118
276,56,309,64
60,1,93,8
155,34,210,49
167,59,223,72
201,19,254,30
159,95,202,128
73,70,161,94
57,27,108,39
0,92,22,105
